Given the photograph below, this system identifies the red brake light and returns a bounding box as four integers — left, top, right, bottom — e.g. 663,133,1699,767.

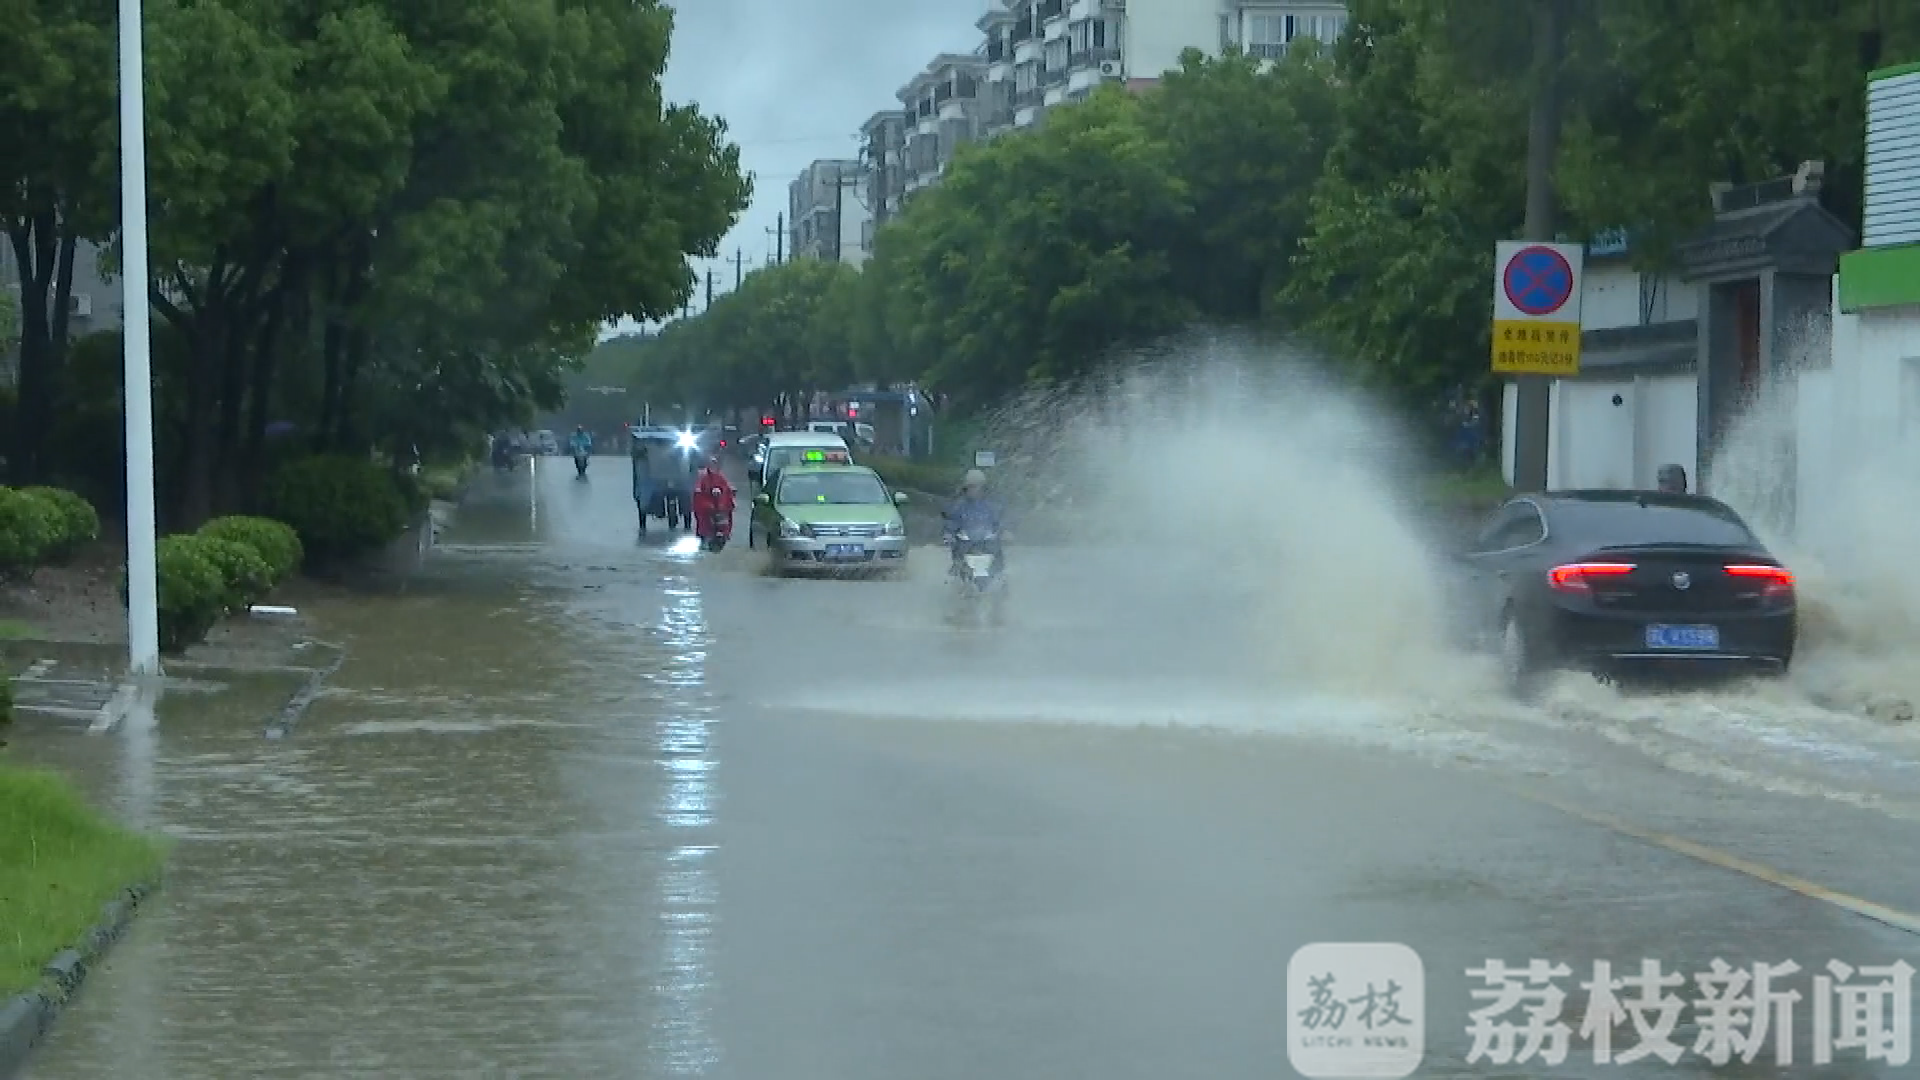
1725,564,1793,590
1548,562,1635,592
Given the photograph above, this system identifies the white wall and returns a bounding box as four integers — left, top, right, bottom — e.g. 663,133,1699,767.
1580,263,1700,331
1792,280,1920,554
1504,373,1696,490
1124,0,1220,77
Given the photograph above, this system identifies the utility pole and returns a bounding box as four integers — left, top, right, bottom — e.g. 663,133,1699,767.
705,269,715,309
734,248,745,287
1511,0,1566,493
765,214,784,265
120,0,160,674
832,171,846,264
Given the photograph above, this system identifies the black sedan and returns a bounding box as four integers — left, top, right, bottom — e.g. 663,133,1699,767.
1455,490,1796,697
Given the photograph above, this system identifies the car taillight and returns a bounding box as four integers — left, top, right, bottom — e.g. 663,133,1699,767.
1725,564,1794,594
1547,562,1635,593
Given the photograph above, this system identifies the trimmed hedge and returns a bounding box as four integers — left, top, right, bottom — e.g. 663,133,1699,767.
0,488,58,578
20,487,100,561
863,456,965,496
193,536,274,615
117,516,306,654
0,485,100,578
198,515,303,584
262,455,410,567
153,535,227,653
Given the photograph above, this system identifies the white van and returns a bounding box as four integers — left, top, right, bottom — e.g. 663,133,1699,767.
808,420,876,447
752,430,852,490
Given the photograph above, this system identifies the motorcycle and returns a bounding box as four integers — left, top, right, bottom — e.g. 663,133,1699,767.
573,451,590,478
701,485,733,552
947,529,1007,626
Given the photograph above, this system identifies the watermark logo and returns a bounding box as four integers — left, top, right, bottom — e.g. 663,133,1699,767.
1287,942,1425,1078
1466,958,1914,1067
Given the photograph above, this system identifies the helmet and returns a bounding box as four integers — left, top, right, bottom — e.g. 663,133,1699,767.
962,469,987,491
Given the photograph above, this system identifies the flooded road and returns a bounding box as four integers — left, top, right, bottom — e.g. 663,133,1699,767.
11,454,1920,1077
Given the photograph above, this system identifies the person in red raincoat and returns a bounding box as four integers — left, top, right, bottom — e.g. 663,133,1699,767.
691,455,736,542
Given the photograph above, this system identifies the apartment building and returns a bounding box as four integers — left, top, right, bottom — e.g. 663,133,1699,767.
897,54,987,194
788,159,871,266
858,111,908,253
848,0,1349,246
974,0,1347,137
0,239,121,385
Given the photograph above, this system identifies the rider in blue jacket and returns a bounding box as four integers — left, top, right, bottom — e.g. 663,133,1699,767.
942,469,1006,550
568,426,593,457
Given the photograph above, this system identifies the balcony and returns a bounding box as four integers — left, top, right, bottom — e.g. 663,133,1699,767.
986,106,1015,129
986,41,1005,62
1248,42,1285,60
1013,87,1042,107
1038,0,1063,20
1041,64,1068,87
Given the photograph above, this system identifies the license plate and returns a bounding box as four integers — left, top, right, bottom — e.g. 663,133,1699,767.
1646,623,1719,650
964,555,993,574
825,544,863,558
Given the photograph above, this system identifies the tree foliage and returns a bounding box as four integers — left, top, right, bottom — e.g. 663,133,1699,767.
579,0,1919,435
1,0,749,524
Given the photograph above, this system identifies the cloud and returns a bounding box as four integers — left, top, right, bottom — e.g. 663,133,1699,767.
659,0,983,293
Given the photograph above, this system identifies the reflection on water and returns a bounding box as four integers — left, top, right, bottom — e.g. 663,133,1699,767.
652,585,719,1071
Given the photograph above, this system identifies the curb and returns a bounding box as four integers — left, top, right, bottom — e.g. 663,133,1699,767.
264,640,349,740
0,882,153,1079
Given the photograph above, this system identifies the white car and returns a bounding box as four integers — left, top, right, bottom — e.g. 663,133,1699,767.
751,430,853,490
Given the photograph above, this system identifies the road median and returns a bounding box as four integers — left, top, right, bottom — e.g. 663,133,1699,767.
0,765,163,1078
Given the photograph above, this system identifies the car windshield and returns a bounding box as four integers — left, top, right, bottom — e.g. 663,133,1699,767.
777,471,887,505
1551,498,1759,549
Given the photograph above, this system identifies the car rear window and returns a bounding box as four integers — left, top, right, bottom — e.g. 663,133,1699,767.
1550,499,1759,548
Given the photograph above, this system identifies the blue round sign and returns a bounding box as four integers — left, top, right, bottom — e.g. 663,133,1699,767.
1502,246,1574,316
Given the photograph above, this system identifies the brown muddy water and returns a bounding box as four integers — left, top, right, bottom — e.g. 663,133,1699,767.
8,455,1919,1078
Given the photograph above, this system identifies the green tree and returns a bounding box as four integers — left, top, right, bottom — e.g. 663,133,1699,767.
1137,45,1338,319
0,0,114,483
884,87,1193,408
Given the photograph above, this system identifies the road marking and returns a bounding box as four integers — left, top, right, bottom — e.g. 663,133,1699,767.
88,682,139,735
22,659,54,678
1524,790,1920,937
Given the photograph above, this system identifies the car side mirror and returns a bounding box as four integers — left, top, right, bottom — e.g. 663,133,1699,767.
893,492,909,505
754,494,770,507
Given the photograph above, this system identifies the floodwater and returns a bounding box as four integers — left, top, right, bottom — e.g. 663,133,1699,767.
11,453,1920,1078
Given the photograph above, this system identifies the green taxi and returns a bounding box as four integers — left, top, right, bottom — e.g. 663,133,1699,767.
748,462,909,576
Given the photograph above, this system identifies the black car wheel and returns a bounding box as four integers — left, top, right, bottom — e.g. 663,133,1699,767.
1500,608,1548,703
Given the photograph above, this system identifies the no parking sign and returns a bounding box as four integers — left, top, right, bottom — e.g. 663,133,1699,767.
1491,241,1584,376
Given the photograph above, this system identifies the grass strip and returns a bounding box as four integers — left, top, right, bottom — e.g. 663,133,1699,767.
0,765,165,995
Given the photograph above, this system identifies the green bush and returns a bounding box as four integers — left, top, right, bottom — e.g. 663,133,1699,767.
1,673,12,731
19,487,99,562
193,536,274,614
261,455,410,566
0,487,59,578
863,455,965,496
152,535,228,653
198,515,303,584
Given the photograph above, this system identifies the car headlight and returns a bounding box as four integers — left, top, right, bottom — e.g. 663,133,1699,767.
779,518,801,538
676,431,698,449
884,521,904,537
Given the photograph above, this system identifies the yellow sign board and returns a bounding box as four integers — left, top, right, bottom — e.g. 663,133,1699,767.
1492,319,1581,376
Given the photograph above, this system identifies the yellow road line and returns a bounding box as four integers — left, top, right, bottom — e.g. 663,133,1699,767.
1521,789,1920,937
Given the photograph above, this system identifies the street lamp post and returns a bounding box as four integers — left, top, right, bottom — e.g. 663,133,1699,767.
120,0,161,674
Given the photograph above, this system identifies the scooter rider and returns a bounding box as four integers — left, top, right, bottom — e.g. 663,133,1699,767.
691,454,735,544
942,469,1006,567
569,425,593,475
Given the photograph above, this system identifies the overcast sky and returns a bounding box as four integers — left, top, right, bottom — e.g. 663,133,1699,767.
603,0,984,338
